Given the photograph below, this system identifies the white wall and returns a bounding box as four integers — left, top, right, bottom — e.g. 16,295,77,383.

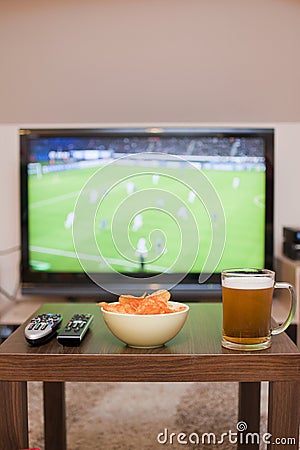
0,0,300,123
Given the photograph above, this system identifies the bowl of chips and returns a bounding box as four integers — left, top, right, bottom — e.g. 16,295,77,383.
98,290,189,348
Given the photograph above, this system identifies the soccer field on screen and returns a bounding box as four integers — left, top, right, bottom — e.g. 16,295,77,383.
28,162,265,274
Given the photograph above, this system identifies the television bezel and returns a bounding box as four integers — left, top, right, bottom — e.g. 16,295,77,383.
19,126,274,299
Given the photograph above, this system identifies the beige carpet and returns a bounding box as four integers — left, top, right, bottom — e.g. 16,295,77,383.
28,382,269,450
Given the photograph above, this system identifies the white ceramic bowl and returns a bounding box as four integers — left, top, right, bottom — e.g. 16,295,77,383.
101,301,189,348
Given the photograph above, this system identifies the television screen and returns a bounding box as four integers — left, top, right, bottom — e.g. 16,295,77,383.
20,127,274,298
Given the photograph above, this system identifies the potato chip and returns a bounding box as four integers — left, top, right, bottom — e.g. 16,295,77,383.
145,289,171,303
98,289,184,314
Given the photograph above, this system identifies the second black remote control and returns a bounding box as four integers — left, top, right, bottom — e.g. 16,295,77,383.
57,313,94,346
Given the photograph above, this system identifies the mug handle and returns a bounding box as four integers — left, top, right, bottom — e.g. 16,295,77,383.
271,282,297,335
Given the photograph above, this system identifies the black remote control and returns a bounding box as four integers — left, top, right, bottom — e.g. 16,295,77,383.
24,313,63,346
57,313,94,346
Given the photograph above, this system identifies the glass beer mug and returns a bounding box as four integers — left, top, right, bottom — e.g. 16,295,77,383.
221,268,296,350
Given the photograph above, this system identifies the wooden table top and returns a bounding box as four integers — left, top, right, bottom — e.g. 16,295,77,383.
0,302,299,383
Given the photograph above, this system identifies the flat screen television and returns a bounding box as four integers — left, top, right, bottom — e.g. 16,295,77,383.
20,126,274,300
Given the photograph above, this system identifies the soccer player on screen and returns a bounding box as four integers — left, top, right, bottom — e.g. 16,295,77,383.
64,211,75,229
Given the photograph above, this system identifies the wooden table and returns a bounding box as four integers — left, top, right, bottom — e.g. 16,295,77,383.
0,302,299,450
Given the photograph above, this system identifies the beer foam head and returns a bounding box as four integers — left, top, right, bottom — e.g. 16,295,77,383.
222,276,273,290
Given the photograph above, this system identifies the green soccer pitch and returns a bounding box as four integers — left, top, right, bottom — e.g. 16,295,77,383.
28,162,265,274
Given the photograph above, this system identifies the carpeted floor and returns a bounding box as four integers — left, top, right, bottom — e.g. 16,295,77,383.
28,381,269,450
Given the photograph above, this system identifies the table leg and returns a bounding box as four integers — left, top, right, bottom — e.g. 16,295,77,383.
268,381,300,450
0,380,28,450
237,382,261,450
43,381,67,450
